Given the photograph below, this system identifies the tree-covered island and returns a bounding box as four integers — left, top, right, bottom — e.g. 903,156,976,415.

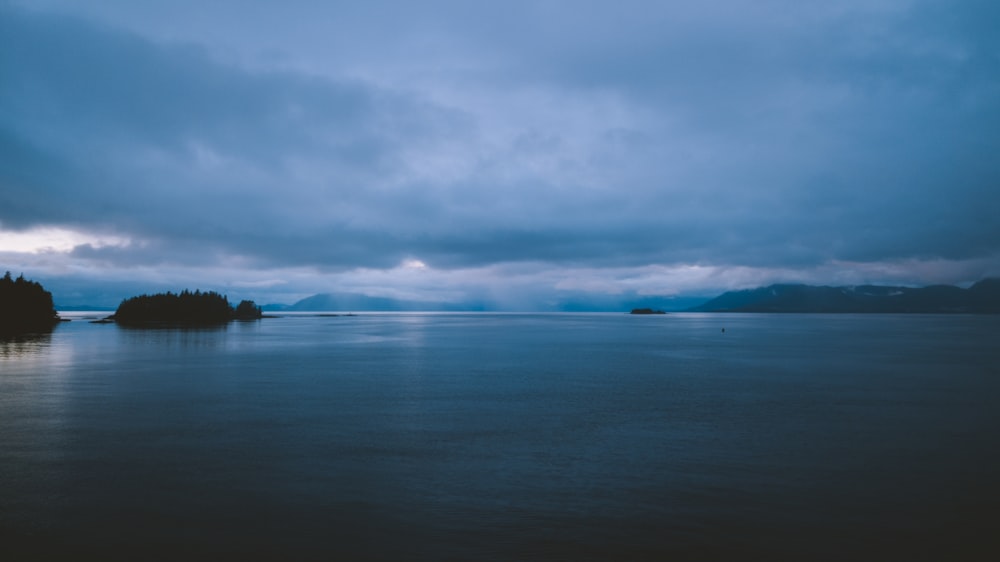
629,308,666,315
110,290,263,325
0,272,62,334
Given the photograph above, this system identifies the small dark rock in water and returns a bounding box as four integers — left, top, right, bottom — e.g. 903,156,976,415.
630,308,666,315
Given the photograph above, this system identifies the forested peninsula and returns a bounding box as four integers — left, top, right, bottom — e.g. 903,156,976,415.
0,272,61,334
109,290,263,325
689,279,1000,313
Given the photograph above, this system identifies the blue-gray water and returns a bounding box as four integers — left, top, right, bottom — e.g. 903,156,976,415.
2,313,999,560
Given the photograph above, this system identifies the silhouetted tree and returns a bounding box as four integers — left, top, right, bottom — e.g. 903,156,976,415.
0,272,60,334
233,299,263,320
113,290,263,324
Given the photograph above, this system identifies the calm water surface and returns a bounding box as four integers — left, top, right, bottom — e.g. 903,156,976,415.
2,313,999,560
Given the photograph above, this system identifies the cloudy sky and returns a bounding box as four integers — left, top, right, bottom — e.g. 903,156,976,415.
2,0,998,308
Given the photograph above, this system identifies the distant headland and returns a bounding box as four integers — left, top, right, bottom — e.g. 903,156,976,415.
0,272,61,334
104,290,263,326
630,308,666,315
688,279,1000,313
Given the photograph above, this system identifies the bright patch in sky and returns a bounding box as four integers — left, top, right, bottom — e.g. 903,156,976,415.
0,226,130,254
402,259,428,270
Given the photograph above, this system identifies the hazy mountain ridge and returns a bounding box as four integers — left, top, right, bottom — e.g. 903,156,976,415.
285,293,483,312
278,292,710,312
690,278,1000,313
53,280,1000,314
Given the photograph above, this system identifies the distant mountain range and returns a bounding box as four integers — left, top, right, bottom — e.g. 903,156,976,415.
262,292,710,313
54,305,116,312
270,292,483,312
57,279,1000,314
689,279,1000,313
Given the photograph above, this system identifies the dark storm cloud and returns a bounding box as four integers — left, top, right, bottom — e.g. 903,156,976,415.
2,0,999,300
488,1,1000,261
1,4,454,268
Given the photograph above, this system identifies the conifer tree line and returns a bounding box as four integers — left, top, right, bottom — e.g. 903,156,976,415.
114,290,262,324
0,272,60,333
2,272,263,330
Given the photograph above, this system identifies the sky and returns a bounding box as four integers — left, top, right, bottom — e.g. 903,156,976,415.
2,0,999,309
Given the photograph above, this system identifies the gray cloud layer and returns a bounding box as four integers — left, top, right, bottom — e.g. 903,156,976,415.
2,1,999,304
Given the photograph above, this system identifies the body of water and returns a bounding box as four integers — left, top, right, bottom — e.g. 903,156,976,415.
2,313,999,560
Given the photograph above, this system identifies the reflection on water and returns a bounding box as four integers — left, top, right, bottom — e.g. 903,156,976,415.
114,322,230,332
115,322,230,350
0,331,53,357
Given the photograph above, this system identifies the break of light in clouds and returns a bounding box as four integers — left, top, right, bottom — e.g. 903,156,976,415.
0,224,131,254
2,0,999,308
